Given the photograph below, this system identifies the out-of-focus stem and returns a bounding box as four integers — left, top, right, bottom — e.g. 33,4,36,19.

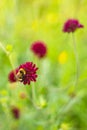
72,33,79,87
0,42,16,76
0,42,14,69
32,83,36,101
0,42,8,55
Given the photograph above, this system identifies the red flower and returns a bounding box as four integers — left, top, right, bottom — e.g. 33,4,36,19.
11,106,20,119
31,41,47,58
8,69,18,83
16,62,38,85
63,19,84,33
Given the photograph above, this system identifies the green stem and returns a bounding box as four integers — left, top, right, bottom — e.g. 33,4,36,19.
0,42,14,69
31,82,42,109
26,83,40,109
0,42,8,55
27,94,40,109
72,33,79,87
0,42,16,78
31,83,36,102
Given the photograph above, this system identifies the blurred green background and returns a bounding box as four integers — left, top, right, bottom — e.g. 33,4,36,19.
0,0,87,130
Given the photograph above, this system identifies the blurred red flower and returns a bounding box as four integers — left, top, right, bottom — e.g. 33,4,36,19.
11,106,20,119
8,69,18,83
31,41,47,58
63,19,84,33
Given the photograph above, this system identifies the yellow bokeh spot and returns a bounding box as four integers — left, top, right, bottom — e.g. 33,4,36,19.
38,95,47,108
31,20,38,31
60,123,69,130
37,126,44,130
54,0,59,4
46,13,58,24
58,51,68,64
6,44,13,52
0,90,8,96
0,97,8,104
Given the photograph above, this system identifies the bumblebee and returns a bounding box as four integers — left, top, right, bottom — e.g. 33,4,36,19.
16,68,26,81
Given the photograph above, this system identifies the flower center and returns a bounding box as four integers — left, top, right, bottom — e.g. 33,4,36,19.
16,68,26,81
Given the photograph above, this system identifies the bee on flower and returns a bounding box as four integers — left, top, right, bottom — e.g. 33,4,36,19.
8,62,38,85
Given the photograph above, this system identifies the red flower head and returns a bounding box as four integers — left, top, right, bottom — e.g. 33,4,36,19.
63,19,84,33
11,106,20,119
31,41,47,58
8,69,18,83
16,62,38,85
